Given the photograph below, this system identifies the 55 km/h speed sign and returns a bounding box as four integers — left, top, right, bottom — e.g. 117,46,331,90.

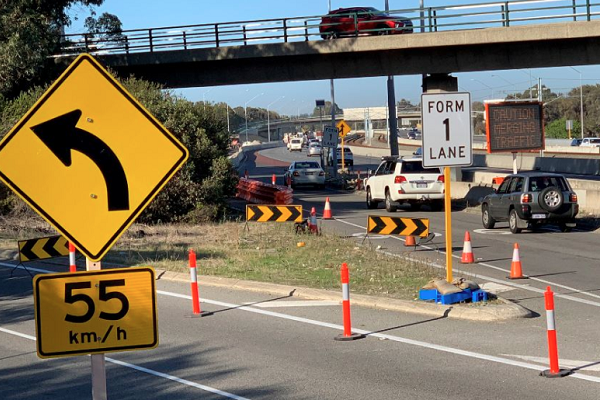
33,267,158,358
421,92,472,168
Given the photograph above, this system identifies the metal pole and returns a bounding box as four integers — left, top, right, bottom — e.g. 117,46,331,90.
331,80,337,176
86,258,107,400
244,106,248,143
444,167,452,283
580,73,584,138
226,105,230,134
385,0,399,156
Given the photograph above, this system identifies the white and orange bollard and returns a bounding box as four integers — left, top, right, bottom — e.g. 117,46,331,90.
460,231,475,264
188,249,212,317
69,242,77,273
540,286,570,378
309,207,319,234
272,174,276,185
334,263,364,341
244,169,249,179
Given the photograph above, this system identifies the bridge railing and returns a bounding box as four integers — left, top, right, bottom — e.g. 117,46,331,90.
57,0,600,57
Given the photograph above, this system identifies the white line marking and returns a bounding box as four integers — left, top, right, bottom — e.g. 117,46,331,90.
332,218,600,305
156,290,600,383
2,263,599,384
0,327,250,399
243,300,339,308
502,354,600,372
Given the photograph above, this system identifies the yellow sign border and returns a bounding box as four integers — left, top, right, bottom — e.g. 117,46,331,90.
0,54,189,260
33,267,158,358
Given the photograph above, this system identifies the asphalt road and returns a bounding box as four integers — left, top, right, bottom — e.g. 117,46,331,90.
1,144,600,399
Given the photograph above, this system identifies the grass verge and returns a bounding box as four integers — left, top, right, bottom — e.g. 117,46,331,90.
0,215,438,301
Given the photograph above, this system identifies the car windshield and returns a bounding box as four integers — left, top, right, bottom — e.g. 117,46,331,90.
291,139,301,143
590,139,600,144
528,176,568,192
401,161,438,174
296,162,320,169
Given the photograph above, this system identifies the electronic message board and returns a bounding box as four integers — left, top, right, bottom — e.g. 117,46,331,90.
485,102,544,153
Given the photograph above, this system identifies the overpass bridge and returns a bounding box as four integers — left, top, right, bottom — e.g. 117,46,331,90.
55,0,600,88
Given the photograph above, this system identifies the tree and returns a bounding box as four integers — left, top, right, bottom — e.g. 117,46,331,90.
0,1,107,99
545,118,581,139
84,11,125,43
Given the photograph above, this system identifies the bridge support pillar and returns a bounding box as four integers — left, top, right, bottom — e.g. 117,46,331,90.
423,73,458,93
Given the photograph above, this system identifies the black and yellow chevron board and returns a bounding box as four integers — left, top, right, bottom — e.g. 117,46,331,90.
246,205,302,222
367,216,429,237
18,235,69,263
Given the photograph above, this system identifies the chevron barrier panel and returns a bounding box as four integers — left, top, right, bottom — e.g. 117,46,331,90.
236,178,293,205
19,235,69,263
367,216,429,237
246,205,302,222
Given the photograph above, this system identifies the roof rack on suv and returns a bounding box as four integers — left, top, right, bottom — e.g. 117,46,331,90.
381,155,402,161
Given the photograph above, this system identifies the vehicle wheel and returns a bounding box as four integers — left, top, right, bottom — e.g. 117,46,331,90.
377,26,390,35
366,188,378,209
325,31,339,40
539,186,564,212
385,190,397,212
482,204,496,229
430,200,444,212
559,223,573,232
509,209,522,234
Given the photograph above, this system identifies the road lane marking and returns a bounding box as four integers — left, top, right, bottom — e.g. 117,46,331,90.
502,354,600,372
155,290,600,384
2,263,599,384
331,218,600,305
243,300,339,308
0,326,250,399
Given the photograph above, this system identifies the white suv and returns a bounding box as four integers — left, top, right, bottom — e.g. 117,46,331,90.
366,156,445,212
580,137,600,147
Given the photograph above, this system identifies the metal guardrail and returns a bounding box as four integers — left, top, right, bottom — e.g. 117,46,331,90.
57,0,600,57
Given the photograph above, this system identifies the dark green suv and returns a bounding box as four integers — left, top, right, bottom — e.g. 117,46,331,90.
481,172,578,233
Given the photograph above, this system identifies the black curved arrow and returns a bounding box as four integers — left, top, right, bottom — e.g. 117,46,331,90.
30,110,129,211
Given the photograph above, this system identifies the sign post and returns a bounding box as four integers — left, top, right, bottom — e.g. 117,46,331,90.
422,92,472,283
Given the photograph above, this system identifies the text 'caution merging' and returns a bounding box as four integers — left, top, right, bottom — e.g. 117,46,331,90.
19,235,69,262
246,205,302,222
367,216,429,237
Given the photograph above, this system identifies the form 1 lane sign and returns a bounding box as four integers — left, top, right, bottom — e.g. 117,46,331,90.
33,267,158,358
421,92,472,168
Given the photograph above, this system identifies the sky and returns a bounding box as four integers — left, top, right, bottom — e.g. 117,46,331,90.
65,0,598,115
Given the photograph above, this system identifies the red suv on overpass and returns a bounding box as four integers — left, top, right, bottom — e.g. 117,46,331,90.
320,7,413,39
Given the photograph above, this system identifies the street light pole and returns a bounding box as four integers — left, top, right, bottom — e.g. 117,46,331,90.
267,96,285,142
202,88,212,112
244,92,264,143
571,67,584,138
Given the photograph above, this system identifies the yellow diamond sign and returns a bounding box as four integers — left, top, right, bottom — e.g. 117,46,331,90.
0,54,188,260
337,120,351,138
34,267,158,358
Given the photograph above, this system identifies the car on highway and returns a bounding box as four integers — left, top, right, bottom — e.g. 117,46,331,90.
289,138,303,152
320,7,413,39
412,147,423,157
570,138,583,146
308,142,323,157
580,137,600,147
284,161,326,189
365,156,444,212
481,172,578,233
328,145,354,167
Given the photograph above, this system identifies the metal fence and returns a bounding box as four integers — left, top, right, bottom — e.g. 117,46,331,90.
57,0,600,57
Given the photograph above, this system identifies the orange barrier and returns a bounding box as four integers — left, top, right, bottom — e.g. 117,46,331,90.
236,178,293,205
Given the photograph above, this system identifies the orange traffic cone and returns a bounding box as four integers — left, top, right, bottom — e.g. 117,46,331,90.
323,197,333,219
272,174,276,185
460,231,475,263
508,243,527,279
404,236,416,247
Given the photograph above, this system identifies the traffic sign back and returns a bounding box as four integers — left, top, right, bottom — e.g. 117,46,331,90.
0,54,189,260
33,267,158,358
